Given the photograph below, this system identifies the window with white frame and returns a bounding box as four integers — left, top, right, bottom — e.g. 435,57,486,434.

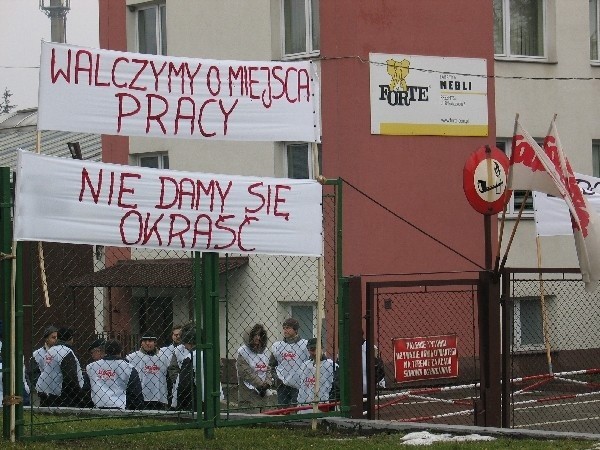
282,0,319,57
494,0,545,58
135,152,169,169
592,0,600,61
593,140,600,177
290,304,315,341
137,3,167,55
496,140,534,216
286,143,321,179
511,295,553,351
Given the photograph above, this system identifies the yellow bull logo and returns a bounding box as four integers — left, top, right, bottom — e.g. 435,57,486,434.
386,58,410,92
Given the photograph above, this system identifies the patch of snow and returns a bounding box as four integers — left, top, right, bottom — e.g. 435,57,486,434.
401,431,495,446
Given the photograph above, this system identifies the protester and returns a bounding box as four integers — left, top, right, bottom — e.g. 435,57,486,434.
35,327,85,407
162,325,183,405
29,325,58,393
291,338,338,413
171,324,224,411
126,332,169,410
269,318,309,406
236,323,273,412
86,339,143,410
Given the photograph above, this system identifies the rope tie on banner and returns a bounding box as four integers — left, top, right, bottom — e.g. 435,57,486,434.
0,252,15,261
2,395,23,406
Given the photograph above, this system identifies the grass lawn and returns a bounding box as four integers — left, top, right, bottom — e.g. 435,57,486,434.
0,417,597,449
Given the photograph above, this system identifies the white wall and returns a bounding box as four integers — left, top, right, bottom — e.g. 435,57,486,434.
495,1,600,269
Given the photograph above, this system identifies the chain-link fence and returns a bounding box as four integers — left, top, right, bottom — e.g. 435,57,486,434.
367,274,481,424
503,268,600,434
2,176,344,440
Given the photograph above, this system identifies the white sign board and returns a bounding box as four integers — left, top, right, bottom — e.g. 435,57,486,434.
369,53,488,136
14,151,323,256
534,173,600,237
38,42,321,142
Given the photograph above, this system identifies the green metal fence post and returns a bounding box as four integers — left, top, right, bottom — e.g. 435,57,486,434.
0,167,11,440
14,241,23,439
201,252,220,439
193,252,203,427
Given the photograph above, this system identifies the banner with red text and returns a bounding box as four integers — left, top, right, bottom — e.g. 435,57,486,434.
14,151,323,256
37,41,321,142
534,173,600,237
393,334,458,383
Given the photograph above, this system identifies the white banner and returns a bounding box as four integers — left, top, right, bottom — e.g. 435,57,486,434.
38,42,321,142
534,174,600,236
369,53,488,136
14,151,323,256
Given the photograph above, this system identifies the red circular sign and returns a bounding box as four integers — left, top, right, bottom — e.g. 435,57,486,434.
463,146,510,215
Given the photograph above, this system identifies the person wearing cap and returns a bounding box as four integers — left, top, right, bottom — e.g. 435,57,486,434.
81,338,106,407
35,327,85,407
269,317,309,406
290,338,338,414
29,325,59,399
171,323,224,411
86,339,144,410
126,332,169,410
237,323,274,413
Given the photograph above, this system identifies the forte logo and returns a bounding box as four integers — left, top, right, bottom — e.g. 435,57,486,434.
378,58,429,107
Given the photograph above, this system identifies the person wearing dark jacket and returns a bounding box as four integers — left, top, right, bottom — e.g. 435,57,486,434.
171,324,224,411
29,325,58,398
82,338,106,407
86,339,144,410
35,327,85,407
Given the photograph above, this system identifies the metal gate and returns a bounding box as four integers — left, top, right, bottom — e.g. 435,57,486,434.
365,273,481,424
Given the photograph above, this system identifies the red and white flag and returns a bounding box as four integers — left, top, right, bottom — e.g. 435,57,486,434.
545,119,600,292
507,117,600,291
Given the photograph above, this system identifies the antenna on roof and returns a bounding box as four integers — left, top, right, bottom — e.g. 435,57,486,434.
39,0,71,43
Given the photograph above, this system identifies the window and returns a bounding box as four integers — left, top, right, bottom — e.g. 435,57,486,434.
282,0,319,57
592,0,600,61
511,295,553,351
494,0,545,58
137,3,167,55
136,152,169,169
286,143,321,179
497,140,534,216
593,141,600,177
290,304,315,341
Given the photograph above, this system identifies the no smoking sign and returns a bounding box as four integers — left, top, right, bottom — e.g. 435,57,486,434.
463,146,510,215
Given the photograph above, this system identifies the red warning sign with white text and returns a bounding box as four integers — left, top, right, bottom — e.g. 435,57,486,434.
393,334,458,383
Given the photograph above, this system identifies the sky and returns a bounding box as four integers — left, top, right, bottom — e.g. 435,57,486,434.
0,0,99,111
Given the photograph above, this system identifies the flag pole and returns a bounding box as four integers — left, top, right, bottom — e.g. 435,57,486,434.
498,191,530,273
535,235,553,375
311,141,324,430
497,114,522,273
35,131,50,308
